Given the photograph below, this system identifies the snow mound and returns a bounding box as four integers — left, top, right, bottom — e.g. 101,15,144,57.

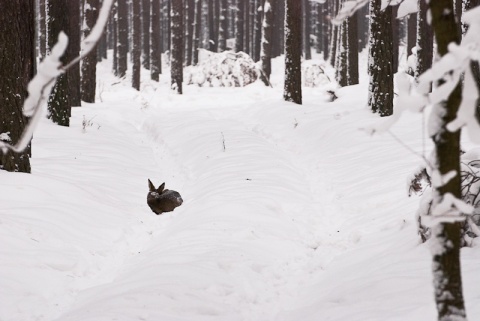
186,50,258,87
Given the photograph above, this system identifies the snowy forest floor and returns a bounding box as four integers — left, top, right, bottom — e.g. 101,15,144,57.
2,55,480,321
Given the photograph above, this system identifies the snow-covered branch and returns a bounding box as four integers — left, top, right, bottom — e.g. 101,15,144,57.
332,0,416,25
0,0,113,154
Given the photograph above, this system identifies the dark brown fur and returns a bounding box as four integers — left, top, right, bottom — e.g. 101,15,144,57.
147,179,183,215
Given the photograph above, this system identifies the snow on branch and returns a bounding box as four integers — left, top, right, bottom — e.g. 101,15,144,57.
0,0,113,154
367,5,480,142
332,0,415,25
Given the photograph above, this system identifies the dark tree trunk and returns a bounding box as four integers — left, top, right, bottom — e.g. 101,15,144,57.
167,0,171,51
184,0,194,64
244,0,250,55
428,1,467,320
407,12,416,60
415,0,434,87
47,0,71,126
192,0,202,64
336,19,348,86
38,0,47,60
151,0,162,80
315,2,322,54
283,0,302,105
357,4,368,52
235,0,245,52
347,11,358,85
132,0,141,90
322,1,329,60
142,0,151,69
112,2,118,76
81,0,99,103
271,0,284,57
367,0,393,116
391,4,399,73
253,0,262,61
117,0,128,77
0,0,34,173
303,0,311,60
67,0,81,107
260,0,274,85
218,0,229,51
171,0,183,94
329,0,339,67
215,0,221,51
208,0,217,51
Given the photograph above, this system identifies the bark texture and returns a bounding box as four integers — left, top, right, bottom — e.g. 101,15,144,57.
0,0,35,172
132,0,141,90
367,0,393,117
171,0,183,94
429,1,467,320
47,0,71,126
117,0,128,77
283,0,302,104
81,0,99,103
151,0,162,80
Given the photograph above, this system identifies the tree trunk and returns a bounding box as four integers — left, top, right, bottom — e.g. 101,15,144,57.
271,0,284,57
117,0,128,77
244,0,250,55
235,0,245,52
260,0,274,85
283,0,302,104
347,11,359,85
132,0,141,90
112,2,118,76
329,0,339,67
336,19,348,87
38,0,47,60
151,0,162,80
192,0,202,64
142,0,151,69
171,0,183,94
407,12,416,59
322,1,329,60
185,0,195,64
0,0,34,173
303,0,311,60
218,0,228,51
415,0,434,82
67,0,82,107
81,0,99,103
47,0,71,126
391,4,399,73
253,0,262,61
428,1,467,320
367,0,393,116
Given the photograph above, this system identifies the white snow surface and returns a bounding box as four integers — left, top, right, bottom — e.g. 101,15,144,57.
2,54,480,321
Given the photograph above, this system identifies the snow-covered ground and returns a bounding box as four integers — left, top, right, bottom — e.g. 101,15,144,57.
2,54,480,321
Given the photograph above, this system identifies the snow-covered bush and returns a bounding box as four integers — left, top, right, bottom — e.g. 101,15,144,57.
303,63,331,88
411,149,480,245
185,50,258,87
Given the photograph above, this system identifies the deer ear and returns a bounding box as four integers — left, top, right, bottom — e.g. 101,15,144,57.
148,179,156,192
158,182,165,193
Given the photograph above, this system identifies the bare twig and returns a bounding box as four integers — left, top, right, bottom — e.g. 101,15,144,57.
0,0,113,154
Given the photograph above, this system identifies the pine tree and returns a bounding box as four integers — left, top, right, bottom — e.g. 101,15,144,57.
284,0,302,104
171,0,183,94
132,0,141,90
235,0,245,52
218,0,228,51
67,0,82,107
260,0,274,85
406,13,416,60
347,10,358,85
428,0,467,319
117,0,129,78
38,0,47,60
81,0,99,103
0,0,35,173
151,0,162,80
142,0,151,69
192,0,202,64
303,0,311,60
415,0,433,82
47,0,71,125
367,0,393,116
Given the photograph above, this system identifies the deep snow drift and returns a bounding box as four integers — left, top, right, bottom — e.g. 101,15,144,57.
1,55,480,321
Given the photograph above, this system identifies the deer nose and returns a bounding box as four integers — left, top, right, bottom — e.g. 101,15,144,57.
177,197,183,205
